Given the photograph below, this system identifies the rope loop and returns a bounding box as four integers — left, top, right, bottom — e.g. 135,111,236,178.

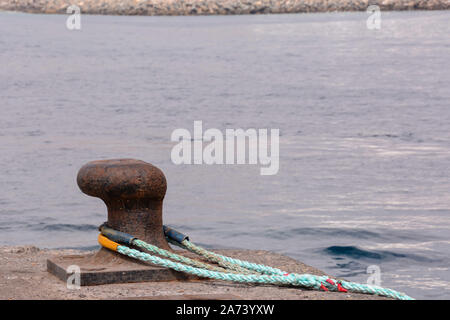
98,225,414,300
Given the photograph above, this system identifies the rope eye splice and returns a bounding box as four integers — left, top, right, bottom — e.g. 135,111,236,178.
97,224,414,300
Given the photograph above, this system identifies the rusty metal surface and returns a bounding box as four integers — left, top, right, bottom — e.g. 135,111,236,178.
77,159,170,250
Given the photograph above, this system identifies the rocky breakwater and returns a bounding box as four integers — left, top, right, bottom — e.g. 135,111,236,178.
0,0,449,15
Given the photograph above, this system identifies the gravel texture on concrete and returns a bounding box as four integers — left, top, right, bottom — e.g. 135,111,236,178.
0,0,449,16
0,245,390,300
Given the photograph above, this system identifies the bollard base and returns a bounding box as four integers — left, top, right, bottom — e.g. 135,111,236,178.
47,248,197,286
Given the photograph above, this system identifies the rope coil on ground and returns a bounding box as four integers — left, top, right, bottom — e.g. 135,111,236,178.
98,225,414,300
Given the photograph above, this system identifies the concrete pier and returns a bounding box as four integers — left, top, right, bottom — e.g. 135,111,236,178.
0,245,389,299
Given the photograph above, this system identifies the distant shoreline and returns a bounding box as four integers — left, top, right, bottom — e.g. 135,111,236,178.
0,0,449,16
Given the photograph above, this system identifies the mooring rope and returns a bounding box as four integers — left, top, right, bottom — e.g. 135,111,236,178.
168,239,260,275
98,224,414,300
174,239,286,276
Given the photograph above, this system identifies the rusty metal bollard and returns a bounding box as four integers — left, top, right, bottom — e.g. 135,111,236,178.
77,158,171,251
47,158,193,285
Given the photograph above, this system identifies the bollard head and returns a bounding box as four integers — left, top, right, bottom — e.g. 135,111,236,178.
77,159,167,202
77,159,170,250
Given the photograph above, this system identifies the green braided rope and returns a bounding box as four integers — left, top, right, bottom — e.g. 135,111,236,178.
180,240,285,276
178,239,413,300
113,241,414,300
117,244,321,287
339,279,411,299
132,239,235,274
169,239,259,275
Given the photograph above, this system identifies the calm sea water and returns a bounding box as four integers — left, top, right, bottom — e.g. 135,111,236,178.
1,11,449,299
